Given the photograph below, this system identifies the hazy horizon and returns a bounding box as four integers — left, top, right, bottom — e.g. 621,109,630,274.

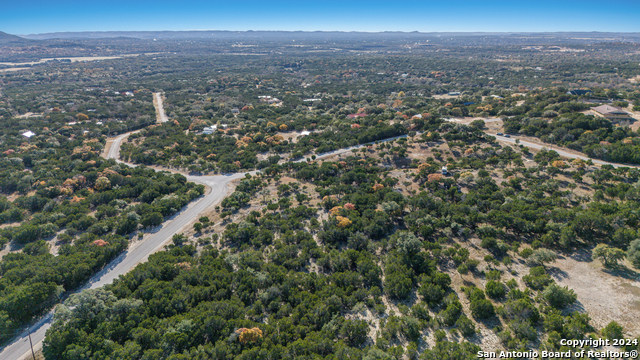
13,30,640,36
3,0,640,35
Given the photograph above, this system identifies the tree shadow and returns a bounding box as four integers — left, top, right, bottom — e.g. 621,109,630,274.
563,299,587,315
80,251,127,290
141,223,165,235
602,265,640,281
566,248,592,262
392,156,412,169
473,316,504,336
546,266,569,281
462,279,476,287
7,240,25,252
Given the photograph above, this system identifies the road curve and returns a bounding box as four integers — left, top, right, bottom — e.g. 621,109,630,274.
3,127,633,359
0,128,409,359
0,139,248,360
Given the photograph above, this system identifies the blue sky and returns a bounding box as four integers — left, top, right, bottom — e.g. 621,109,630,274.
2,0,640,35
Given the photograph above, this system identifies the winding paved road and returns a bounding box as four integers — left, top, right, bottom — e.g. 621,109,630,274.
491,133,638,169
3,121,633,359
0,137,252,360
0,124,408,360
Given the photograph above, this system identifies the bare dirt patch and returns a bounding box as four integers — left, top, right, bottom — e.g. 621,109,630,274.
0,67,31,73
15,112,42,119
432,94,460,100
0,55,138,67
549,250,640,336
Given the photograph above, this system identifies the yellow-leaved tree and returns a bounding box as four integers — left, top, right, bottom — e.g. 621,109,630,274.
236,327,263,344
336,216,352,228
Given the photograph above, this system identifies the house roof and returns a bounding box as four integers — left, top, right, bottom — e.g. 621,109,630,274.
591,105,629,116
22,131,35,138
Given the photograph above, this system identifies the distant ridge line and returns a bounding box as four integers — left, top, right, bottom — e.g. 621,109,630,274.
17,30,640,41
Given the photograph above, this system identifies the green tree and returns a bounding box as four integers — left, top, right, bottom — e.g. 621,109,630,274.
470,298,495,319
392,231,422,257
542,283,577,309
420,341,481,360
627,239,640,269
527,248,557,267
339,319,368,347
592,244,625,268
456,315,476,337
602,321,624,341
141,212,163,228
172,233,188,246
95,176,111,191
384,260,413,300
485,281,507,299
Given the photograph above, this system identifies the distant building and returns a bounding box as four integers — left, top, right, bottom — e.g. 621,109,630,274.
567,89,592,96
231,108,239,114
591,105,633,124
202,126,217,135
259,95,282,106
22,131,35,138
448,92,461,96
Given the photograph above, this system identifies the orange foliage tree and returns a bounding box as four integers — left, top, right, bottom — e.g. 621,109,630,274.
235,327,263,344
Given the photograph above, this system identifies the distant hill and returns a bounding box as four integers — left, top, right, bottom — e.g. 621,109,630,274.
22,30,471,40
0,31,33,45
19,30,640,44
